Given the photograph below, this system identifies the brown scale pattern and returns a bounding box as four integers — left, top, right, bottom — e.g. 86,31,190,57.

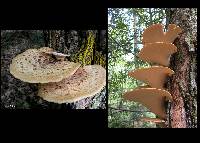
38,65,106,104
10,47,81,83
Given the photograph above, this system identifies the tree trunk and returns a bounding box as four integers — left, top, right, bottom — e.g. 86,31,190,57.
166,8,197,128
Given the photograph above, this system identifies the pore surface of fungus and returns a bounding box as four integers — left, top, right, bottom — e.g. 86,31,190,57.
10,47,81,83
138,42,177,66
123,88,172,119
142,24,182,44
128,66,174,89
38,65,106,103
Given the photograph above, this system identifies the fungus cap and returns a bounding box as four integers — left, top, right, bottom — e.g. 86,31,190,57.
38,65,106,103
142,24,182,44
128,66,174,89
164,24,182,43
10,47,81,83
138,42,177,66
123,88,172,119
142,24,165,44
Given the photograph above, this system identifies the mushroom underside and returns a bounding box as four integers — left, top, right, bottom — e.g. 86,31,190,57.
128,66,174,89
38,65,106,103
123,88,172,119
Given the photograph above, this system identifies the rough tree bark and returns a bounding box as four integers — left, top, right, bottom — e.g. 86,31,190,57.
166,8,197,128
1,30,106,109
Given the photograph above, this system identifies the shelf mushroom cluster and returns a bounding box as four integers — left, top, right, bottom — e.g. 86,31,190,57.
10,47,106,104
123,24,182,123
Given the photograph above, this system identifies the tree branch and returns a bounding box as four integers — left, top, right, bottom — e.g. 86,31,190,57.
109,106,151,113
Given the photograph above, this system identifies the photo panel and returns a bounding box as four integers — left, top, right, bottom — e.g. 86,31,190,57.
0,2,108,128
108,8,197,128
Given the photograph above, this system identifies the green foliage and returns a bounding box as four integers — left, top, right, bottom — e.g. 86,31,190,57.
108,8,166,128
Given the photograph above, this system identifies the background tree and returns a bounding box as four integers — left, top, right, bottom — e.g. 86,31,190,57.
166,8,197,128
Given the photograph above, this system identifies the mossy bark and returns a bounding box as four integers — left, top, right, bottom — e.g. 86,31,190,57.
166,8,197,128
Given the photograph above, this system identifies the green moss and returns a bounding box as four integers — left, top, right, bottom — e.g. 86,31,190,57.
71,31,106,68
72,32,95,66
94,51,106,68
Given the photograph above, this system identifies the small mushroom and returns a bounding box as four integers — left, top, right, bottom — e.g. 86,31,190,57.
45,51,70,61
138,42,177,66
38,47,54,53
128,66,174,89
142,24,182,44
123,88,172,119
38,65,106,104
10,47,81,83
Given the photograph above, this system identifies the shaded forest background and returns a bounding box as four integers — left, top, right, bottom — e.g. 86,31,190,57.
108,8,197,128
1,30,106,109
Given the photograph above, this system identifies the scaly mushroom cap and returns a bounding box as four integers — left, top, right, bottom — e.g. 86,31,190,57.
142,24,182,44
10,47,81,83
38,65,106,103
128,66,174,89
138,42,177,66
123,88,172,119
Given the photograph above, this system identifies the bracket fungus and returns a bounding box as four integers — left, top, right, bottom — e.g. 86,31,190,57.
128,66,174,89
142,24,182,44
138,42,177,66
123,23,182,123
10,47,81,83
10,47,106,104
44,51,70,61
123,88,172,119
38,65,106,103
